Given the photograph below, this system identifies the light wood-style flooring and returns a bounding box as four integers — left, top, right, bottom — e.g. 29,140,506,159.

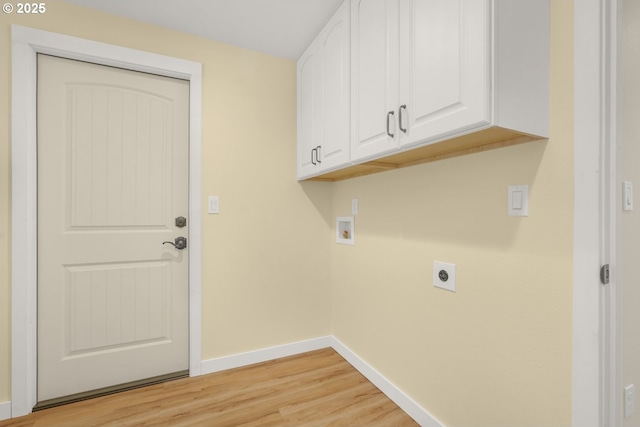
0,348,419,426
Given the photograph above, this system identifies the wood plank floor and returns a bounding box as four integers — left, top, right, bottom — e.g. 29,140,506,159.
0,348,419,426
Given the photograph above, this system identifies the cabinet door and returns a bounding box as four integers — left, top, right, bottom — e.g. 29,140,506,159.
398,0,490,148
350,0,401,162
297,42,321,179
317,1,350,172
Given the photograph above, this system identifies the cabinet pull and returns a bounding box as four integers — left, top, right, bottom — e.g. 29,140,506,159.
311,148,317,165
399,105,407,133
316,146,322,163
386,111,395,138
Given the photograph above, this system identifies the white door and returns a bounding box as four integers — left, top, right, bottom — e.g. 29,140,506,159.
398,0,489,148
350,0,401,162
37,54,190,403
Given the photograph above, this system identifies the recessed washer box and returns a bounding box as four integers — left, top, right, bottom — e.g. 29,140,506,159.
336,216,354,245
433,261,456,292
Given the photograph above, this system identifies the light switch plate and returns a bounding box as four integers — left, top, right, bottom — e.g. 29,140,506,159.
208,196,219,214
352,198,359,215
433,261,456,292
508,185,529,217
624,181,634,211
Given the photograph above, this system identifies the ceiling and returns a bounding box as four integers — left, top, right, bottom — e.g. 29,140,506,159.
63,0,344,61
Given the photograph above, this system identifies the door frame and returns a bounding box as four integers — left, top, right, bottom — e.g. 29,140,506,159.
10,25,203,418
573,0,620,426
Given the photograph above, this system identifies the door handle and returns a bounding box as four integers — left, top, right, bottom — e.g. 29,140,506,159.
399,105,407,133
311,148,317,165
163,236,187,250
316,146,322,164
386,110,395,138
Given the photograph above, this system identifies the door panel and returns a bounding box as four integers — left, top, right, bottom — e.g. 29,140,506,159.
351,0,400,162
318,2,350,170
37,54,189,402
297,1,350,179
297,45,320,178
399,0,490,147
66,261,171,353
70,86,170,227
411,0,461,119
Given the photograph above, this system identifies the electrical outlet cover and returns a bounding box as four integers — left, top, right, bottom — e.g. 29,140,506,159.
433,261,456,292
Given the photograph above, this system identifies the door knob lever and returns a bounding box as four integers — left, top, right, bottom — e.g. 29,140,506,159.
163,236,187,250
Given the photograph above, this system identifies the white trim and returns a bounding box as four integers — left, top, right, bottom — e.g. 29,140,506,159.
10,25,203,417
603,0,622,425
201,337,333,374
331,337,445,427
11,26,38,418
573,0,618,426
608,0,622,426
0,401,11,421
573,0,603,423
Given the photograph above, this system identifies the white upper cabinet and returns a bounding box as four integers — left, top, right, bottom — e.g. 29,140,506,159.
297,1,351,180
397,0,489,149
350,0,400,162
297,45,321,179
350,0,549,164
299,0,549,181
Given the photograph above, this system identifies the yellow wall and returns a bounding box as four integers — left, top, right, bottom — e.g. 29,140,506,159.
330,1,573,425
622,0,640,425
0,0,333,403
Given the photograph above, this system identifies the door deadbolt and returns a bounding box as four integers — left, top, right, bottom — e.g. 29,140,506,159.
175,216,187,228
163,236,187,250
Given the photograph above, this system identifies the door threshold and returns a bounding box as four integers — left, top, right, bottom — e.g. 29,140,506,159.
34,370,189,411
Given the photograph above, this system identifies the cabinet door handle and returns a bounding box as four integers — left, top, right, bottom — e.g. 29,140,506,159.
386,111,395,138
399,105,407,133
311,148,317,165
316,146,322,164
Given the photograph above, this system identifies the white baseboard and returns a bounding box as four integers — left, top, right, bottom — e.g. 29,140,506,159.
201,336,333,375
200,335,444,427
0,401,11,421
330,337,445,427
